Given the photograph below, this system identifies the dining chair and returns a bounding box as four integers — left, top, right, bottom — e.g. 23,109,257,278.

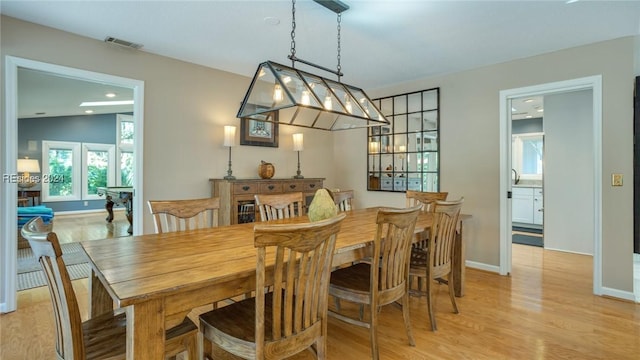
254,192,305,221
409,198,464,331
20,216,199,360
331,189,354,212
148,197,220,233
199,213,347,360
328,205,422,360
405,191,448,291
405,190,448,212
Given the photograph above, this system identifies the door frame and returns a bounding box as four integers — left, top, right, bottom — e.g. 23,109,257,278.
1,56,145,313
499,75,602,295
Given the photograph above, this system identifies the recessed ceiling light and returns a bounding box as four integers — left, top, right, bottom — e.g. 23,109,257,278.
524,99,534,103
80,100,134,106
264,17,280,26
85,110,94,114
525,115,533,118
537,109,544,112
105,92,117,98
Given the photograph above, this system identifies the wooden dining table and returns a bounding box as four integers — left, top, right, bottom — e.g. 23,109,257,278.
81,207,470,360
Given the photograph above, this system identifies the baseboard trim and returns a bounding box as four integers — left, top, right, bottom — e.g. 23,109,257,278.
466,260,500,274
600,286,637,302
54,208,125,216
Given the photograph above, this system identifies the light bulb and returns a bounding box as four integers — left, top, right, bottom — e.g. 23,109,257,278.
345,97,353,114
301,91,310,106
273,84,283,102
324,96,332,110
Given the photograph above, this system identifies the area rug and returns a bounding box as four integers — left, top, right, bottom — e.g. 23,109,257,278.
17,242,90,291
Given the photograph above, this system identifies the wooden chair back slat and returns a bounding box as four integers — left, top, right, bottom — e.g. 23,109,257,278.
254,192,305,221
429,199,463,277
405,191,448,212
148,197,220,233
254,213,346,358
331,190,354,212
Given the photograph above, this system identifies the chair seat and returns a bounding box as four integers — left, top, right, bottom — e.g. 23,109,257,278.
329,263,372,294
200,293,280,344
82,311,197,359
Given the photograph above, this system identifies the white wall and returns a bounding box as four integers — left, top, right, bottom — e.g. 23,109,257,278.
544,90,594,255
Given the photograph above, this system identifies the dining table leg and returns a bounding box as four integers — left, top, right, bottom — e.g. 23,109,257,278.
452,221,466,297
89,269,113,318
126,298,165,359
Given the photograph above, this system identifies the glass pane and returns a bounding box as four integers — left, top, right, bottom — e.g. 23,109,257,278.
420,152,439,171
408,93,421,113
120,121,134,145
87,150,109,195
406,152,418,172
48,149,73,196
394,95,407,114
394,114,407,133
424,110,438,130
408,113,422,132
521,137,543,175
422,173,439,192
120,152,134,186
423,89,438,110
380,97,393,116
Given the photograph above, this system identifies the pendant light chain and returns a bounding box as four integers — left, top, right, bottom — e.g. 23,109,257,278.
290,0,297,67
337,12,342,81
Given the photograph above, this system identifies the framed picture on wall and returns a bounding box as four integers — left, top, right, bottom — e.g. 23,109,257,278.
240,112,279,148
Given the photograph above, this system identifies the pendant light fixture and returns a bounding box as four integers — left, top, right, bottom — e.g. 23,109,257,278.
237,0,389,131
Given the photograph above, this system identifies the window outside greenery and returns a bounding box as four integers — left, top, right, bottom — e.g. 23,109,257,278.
86,150,109,195
48,149,73,196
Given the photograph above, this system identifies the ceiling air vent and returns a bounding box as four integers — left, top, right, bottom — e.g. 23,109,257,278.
104,36,143,50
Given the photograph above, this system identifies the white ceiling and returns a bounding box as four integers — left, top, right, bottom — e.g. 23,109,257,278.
3,0,639,119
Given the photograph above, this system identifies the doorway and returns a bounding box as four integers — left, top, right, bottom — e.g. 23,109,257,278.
1,56,145,313
499,76,603,295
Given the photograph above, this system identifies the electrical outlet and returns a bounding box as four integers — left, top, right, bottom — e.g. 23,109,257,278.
612,173,623,186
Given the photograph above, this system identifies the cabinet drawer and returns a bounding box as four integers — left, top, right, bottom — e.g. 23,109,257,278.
512,187,534,196
534,188,543,197
283,181,303,192
233,182,257,194
259,183,283,193
303,180,322,192
381,178,393,190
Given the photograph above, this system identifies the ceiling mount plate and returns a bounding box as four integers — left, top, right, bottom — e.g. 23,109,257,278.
312,0,349,14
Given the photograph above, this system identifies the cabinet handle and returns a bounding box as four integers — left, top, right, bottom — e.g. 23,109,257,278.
290,184,296,189
268,185,275,190
309,184,316,188
242,186,250,191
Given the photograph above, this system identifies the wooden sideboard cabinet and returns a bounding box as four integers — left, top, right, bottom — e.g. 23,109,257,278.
209,178,324,225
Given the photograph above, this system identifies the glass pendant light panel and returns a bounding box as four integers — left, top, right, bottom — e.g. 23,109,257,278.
324,79,368,119
349,87,386,122
274,67,322,108
238,63,295,119
300,74,343,112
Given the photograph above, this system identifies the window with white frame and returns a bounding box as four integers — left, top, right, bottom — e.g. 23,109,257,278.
82,143,115,200
116,114,134,186
42,141,81,201
512,133,544,180
42,141,117,202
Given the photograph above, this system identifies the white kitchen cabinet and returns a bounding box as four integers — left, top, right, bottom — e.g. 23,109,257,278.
533,188,544,225
512,187,534,224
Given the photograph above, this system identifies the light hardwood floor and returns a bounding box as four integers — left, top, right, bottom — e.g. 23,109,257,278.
2,214,639,359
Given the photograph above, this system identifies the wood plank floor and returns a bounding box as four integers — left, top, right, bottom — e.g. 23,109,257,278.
2,214,639,359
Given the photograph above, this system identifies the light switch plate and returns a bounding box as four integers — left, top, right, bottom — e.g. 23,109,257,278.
612,173,623,186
